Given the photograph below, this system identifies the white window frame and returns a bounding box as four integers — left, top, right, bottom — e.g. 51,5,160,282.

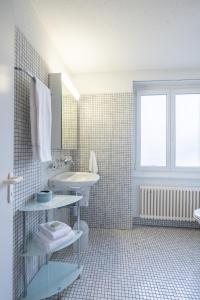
171,88,200,172
136,89,170,171
134,80,200,177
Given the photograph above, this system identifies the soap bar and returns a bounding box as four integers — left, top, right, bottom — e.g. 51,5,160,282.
36,190,52,203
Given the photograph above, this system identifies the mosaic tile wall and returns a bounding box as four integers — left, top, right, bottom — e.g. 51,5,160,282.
13,29,70,300
73,93,134,229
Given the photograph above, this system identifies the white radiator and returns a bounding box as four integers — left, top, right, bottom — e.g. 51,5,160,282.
140,186,200,222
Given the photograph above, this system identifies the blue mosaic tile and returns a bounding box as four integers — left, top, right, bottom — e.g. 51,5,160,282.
49,227,200,300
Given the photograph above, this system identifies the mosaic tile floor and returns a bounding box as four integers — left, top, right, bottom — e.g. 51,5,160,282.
50,227,200,300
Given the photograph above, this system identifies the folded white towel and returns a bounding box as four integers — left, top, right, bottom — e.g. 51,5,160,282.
45,221,68,232
35,230,76,252
30,78,52,162
39,222,72,240
89,150,98,174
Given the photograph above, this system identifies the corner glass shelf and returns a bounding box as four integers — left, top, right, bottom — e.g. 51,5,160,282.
21,261,83,300
20,193,83,298
22,230,83,256
19,194,82,212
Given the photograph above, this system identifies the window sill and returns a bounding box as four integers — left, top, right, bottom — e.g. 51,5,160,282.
133,171,200,180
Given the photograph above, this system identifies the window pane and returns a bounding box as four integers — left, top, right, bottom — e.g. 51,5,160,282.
140,95,166,166
176,94,200,167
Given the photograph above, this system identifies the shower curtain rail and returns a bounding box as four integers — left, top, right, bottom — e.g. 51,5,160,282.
14,66,35,81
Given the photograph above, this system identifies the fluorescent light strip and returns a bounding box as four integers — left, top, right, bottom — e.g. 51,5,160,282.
61,73,80,101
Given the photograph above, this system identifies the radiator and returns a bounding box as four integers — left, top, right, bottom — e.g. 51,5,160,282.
140,186,200,222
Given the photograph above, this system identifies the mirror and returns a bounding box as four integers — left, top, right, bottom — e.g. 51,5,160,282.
49,73,78,150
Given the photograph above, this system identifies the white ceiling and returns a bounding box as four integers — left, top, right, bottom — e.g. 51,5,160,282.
32,0,200,74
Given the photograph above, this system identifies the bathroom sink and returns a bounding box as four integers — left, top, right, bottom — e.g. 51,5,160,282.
49,172,100,190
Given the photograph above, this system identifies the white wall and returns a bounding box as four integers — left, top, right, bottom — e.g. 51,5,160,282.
13,0,200,95
72,69,200,94
14,0,69,74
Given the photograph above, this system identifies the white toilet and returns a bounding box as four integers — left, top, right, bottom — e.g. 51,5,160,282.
193,209,200,224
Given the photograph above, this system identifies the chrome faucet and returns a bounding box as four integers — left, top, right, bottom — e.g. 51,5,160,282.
63,155,74,165
48,155,74,170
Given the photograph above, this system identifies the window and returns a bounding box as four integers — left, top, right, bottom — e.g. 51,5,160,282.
140,95,167,167
136,81,200,173
175,94,200,167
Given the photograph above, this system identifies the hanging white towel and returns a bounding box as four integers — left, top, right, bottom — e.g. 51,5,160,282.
30,78,52,162
89,150,98,173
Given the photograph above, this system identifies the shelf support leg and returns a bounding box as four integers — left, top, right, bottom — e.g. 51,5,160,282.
77,200,81,269
23,211,27,298
45,210,49,264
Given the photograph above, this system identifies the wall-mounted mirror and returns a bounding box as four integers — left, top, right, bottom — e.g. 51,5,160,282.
49,73,78,150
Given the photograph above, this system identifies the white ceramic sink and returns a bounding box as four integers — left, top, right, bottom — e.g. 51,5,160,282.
49,172,100,190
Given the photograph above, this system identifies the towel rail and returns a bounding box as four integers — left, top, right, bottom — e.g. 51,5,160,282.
14,66,35,81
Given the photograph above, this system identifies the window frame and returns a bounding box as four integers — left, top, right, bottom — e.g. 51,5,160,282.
136,89,170,172
171,88,200,172
135,83,200,174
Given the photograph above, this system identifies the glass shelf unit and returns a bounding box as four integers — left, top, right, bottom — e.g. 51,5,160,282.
21,262,83,300
20,194,82,300
19,194,82,211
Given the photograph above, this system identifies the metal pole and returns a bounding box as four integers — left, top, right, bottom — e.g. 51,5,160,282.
45,210,48,264
23,211,27,297
77,199,81,268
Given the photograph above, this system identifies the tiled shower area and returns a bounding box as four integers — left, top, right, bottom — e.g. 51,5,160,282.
13,29,200,300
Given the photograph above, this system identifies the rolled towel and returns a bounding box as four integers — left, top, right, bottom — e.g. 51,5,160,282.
35,230,76,252
39,222,72,240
